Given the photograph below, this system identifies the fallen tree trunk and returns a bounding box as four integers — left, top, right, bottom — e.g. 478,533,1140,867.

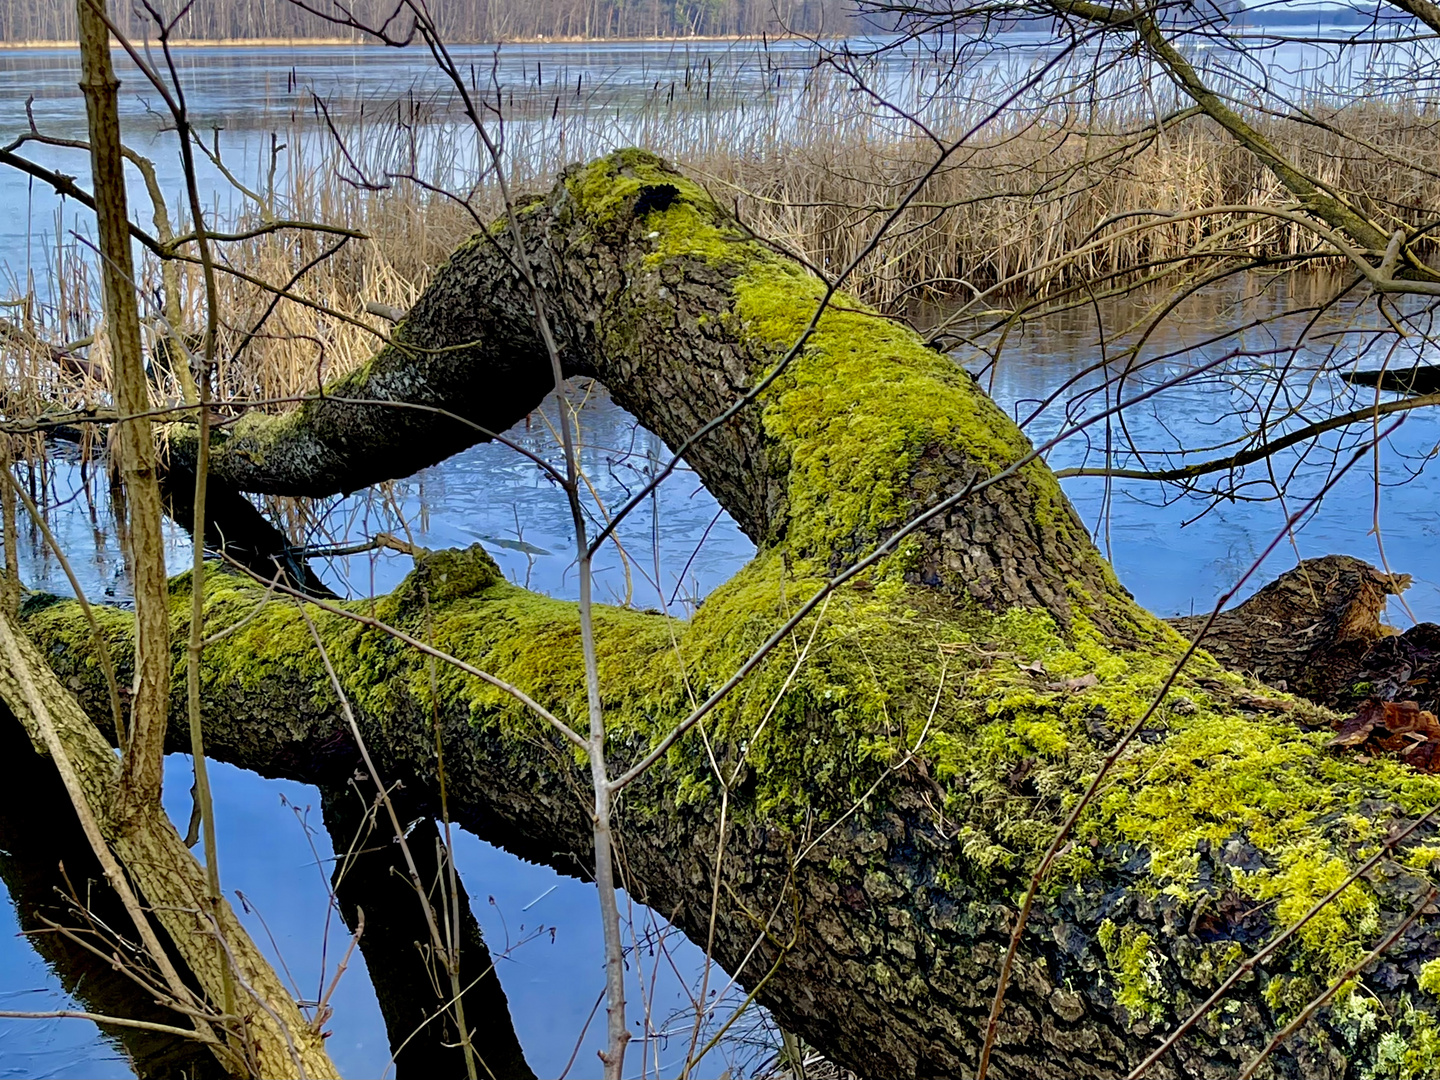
1168,554,1411,707
1167,555,1440,722
28,151,1440,1077
318,779,536,1080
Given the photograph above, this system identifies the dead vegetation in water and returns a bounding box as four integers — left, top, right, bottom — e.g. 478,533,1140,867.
4,61,1440,434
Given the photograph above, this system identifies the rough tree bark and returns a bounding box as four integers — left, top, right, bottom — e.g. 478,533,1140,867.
27,151,1440,1078
76,0,170,814
1169,555,1412,707
0,710,227,1080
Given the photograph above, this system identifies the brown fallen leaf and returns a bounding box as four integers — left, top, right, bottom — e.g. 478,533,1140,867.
1330,698,1386,749
1331,698,1440,773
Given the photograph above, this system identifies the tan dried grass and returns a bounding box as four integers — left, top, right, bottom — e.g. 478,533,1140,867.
7,70,1440,418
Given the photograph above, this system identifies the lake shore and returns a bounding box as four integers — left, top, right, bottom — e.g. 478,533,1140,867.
0,32,816,50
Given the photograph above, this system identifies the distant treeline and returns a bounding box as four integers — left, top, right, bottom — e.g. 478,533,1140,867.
0,0,858,43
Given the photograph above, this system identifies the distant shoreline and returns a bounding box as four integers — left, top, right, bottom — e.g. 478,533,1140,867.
0,38,361,49
0,33,815,50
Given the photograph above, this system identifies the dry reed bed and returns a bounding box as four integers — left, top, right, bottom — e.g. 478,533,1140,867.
5,70,1440,421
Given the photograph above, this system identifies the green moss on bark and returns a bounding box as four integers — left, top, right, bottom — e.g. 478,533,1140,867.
31,149,1440,1073
25,536,1440,1059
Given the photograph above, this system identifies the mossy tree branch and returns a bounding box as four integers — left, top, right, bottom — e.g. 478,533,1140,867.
18,152,1437,1076
167,151,1115,626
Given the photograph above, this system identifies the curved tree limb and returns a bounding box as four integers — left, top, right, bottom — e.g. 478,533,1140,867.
25,152,1440,1078
1053,391,1440,483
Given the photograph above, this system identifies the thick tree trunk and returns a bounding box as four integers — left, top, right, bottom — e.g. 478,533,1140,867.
165,152,1113,628
33,151,1440,1077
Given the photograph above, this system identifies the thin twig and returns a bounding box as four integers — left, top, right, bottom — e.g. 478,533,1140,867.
1236,887,1440,1080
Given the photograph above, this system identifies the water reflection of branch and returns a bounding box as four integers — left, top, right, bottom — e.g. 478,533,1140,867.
297,598,488,1077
